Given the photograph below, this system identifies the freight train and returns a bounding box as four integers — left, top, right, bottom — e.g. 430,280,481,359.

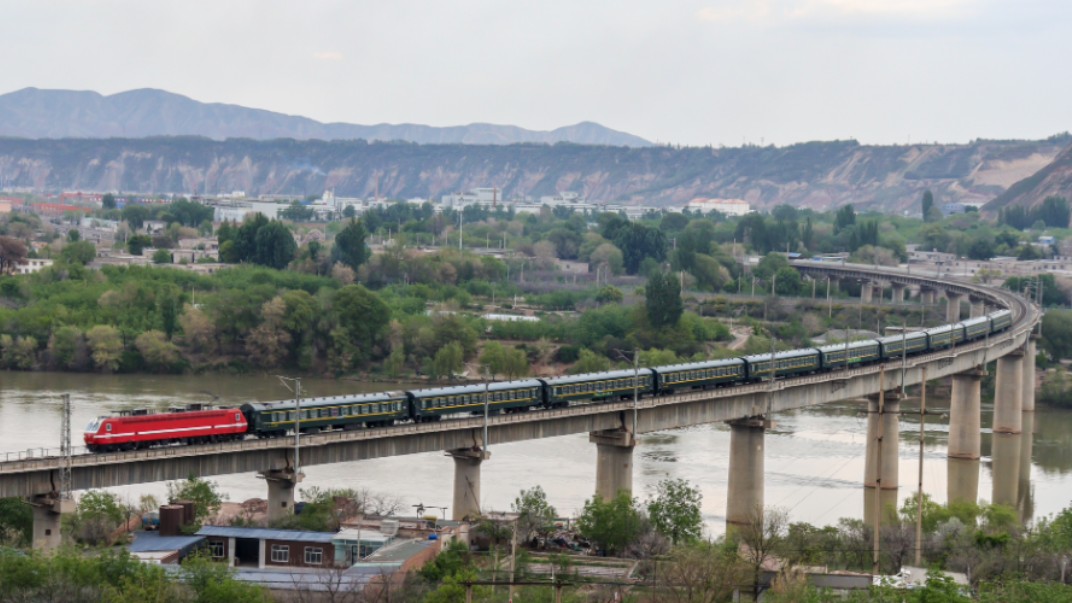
83,309,1012,452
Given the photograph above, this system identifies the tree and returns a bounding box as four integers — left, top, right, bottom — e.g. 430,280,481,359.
127,234,152,256
331,219,370,272
480,341,528,379
66,490,128,546
328,285,391,371
245,297,291,368
47,325,86,370
512,485,558,542
576,491,643,556
659,541,748,603
60,240,97,265
922,190,940,222
101,193,117,210
0,235,27,274
646,270,683,328
431,341,464,381
647,478,703,544
252,221,296,269
589,242,624,276
152,248,172,264
166,476,224,524
734,506,789,601
178,304,218,356
134,330,181,372
570,348,611,374
834,204,856,233
86,325,124,372
121,205,150,230
181,554,272,602
279,201,316,222
0,497,32,547
594,285,624,304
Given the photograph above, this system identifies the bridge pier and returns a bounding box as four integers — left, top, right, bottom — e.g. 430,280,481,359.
725,417,766,534
948,369,984,460
590,429,634,501
947,368,983,505
970,298,986,318
919,287,936,306
1022,337,1037,413
860,282,874,304
448,448,490,520
945,293,964,323
29,493,74,550
994,350,1025,434
864,394,900,525
891,283,905,304
260,469,303,524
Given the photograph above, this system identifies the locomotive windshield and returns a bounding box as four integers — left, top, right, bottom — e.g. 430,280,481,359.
84,418,102,433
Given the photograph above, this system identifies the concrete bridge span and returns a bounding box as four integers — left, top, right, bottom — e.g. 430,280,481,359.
1,263,1042,547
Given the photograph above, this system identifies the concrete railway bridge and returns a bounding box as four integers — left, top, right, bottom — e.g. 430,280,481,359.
0,263,1042,549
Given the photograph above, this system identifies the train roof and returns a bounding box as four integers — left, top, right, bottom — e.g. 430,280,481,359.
961,316,990,327
990,309,1012,317
923,323,957,334
650,358,745,373
742,348,820,363
817,339,882,353
876,331,928,345
541,368,655,386
410,379,544,398
242,390,407,412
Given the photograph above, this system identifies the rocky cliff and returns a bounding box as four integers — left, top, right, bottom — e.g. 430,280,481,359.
985,142,1072,214
0,136,1068,211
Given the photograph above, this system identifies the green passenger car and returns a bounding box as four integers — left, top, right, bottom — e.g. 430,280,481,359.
540,369,656,408
408,379,544,422
240,391,409,437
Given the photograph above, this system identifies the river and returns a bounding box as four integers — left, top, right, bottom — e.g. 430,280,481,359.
2,371,1069,536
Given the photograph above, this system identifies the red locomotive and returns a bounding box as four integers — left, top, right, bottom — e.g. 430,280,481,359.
83,405,248,452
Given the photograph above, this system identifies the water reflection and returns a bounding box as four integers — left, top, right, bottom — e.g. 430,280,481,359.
947,458,979,505
991,432,1021,508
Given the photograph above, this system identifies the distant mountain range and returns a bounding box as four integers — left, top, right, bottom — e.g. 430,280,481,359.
1,136,1069,212
0,87,652,147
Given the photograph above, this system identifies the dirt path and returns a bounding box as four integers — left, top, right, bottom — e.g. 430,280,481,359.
727,326,753,351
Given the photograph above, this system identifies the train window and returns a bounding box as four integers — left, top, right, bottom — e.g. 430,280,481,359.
234,412,241,422
105,423,112,432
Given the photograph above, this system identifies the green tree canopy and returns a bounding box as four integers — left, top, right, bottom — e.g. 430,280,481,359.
331,218,370,272
645,270,683,328
647,478,703,544
166,475,224,524
576,491,643,556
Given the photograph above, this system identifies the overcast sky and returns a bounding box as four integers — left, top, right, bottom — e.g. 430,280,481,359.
0,0,1068,147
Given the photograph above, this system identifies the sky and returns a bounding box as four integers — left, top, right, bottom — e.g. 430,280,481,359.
0,0,1068,147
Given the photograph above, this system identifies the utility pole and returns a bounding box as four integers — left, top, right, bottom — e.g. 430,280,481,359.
277,376,303,477
632,350,640,437
60,394,72,500
915,366,927,567
483,368,490,453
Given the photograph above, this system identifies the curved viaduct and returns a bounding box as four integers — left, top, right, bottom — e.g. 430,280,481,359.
0,263,1042,548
